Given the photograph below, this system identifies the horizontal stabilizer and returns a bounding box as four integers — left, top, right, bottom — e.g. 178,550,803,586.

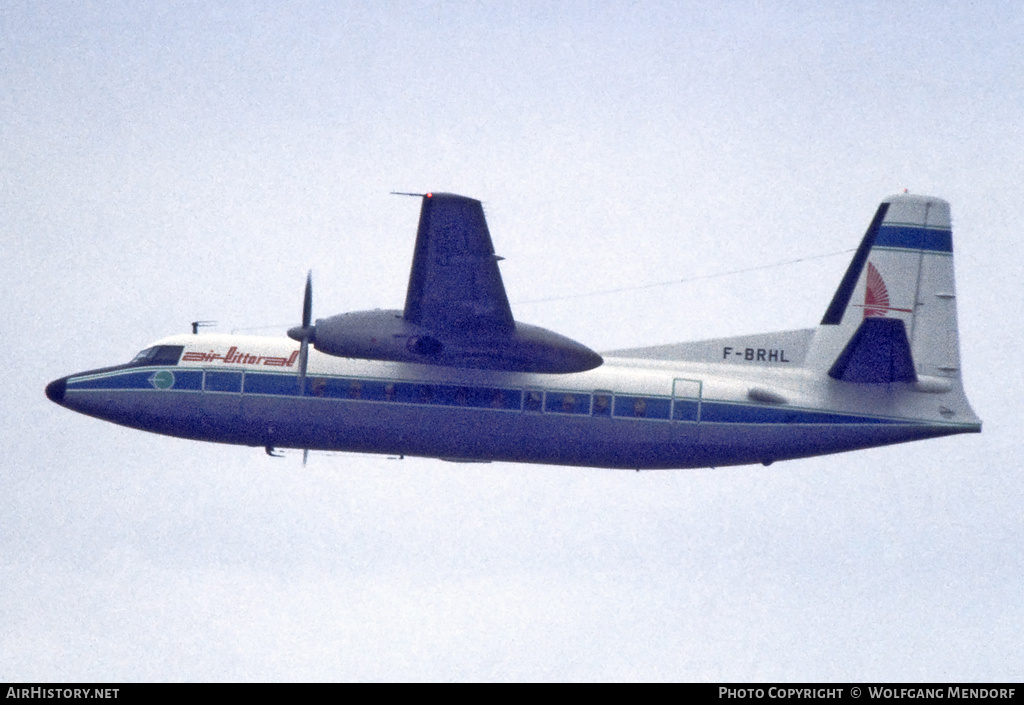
828,318,916,384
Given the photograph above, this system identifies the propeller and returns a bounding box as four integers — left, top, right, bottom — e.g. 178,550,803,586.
287,271,315,393
285,272,316,465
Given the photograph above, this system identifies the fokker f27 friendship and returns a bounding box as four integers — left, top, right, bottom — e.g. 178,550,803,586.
47,192,981,469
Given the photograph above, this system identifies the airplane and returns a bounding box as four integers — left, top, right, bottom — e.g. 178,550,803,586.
45,191,981,469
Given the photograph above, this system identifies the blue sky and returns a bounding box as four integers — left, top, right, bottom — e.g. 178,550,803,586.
3,1,1022,680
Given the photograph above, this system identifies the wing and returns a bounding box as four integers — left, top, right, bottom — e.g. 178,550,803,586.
312,192,601,373
403,193,515,335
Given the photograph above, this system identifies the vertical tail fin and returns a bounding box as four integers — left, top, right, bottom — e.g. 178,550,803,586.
808,194,964,388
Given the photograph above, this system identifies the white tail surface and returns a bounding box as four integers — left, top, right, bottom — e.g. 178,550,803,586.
807,194,963,387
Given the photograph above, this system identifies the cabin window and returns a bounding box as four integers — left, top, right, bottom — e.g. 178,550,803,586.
205,371,242,393
470,386,522,410
445,385,521,410
524,390,543,412
312,378,385,401
382,382,414,404
427,384,458,405
592,393,612,417
544,391,591,415
490,389,505,408
245,373,299,396
672,400,699,421
171,371,203,390
613,396,671,420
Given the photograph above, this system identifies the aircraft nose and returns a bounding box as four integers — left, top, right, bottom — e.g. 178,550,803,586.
45,377,67,404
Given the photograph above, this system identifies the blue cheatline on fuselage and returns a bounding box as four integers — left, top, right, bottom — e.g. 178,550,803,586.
48,361,974,470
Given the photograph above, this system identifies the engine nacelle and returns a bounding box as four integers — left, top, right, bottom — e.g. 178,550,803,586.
311,309,602,374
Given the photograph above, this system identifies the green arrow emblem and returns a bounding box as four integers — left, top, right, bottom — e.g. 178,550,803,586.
148,370,175,390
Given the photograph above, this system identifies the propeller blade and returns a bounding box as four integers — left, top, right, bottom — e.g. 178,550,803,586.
286,270,313,394
302,270,312,329
298,338,308,390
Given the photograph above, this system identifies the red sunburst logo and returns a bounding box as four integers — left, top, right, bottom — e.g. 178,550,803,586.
863,262,889,318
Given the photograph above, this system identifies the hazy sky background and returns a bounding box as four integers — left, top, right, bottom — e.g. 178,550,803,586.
3,1,1022,681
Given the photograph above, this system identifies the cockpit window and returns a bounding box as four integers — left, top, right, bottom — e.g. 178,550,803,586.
130,345,184,366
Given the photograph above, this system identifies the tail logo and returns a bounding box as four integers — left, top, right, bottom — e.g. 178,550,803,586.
863,262,890,318
861,262,912,319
